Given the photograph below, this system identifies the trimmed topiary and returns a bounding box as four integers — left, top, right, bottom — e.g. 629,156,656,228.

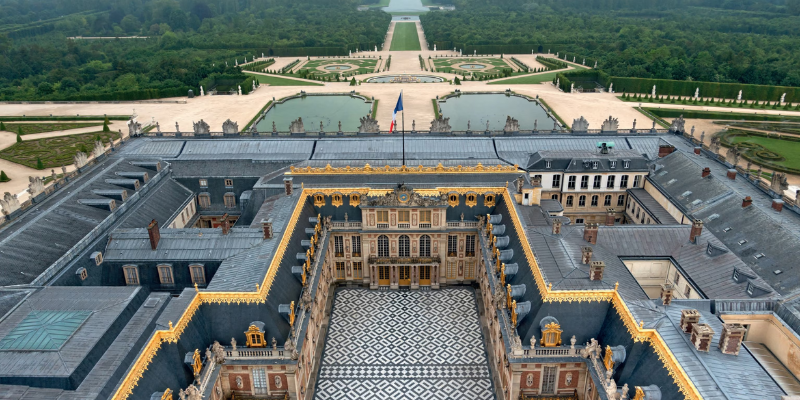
0,170,9,182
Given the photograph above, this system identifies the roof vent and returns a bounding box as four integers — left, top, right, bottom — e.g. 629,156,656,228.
690,199,703,206
723,227,732,232
680,191,693,197
666,178,677,185
737,239,748,245
774,269,783,275
706,214,720,221
754,253,765,259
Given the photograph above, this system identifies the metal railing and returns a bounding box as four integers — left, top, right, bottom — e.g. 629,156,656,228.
368,256,441,264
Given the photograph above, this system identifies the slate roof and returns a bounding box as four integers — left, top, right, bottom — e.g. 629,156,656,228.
526,149,649,172
649,151,733,215
495,136,669,166
628,299,785,400
627,188,679,224
178,140,314,160
311,137,498,161
104,228,265,262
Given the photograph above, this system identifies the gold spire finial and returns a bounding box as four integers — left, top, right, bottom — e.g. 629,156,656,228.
639,320,644,328
548,282,553,290
168,321,173,330
615,282,619,291
256,283,260,292
194,282,198,292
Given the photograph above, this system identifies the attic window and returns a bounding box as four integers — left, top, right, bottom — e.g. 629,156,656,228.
681,191,692,197
723,227,732,232
738,239,748,245
623,160,630,169
774,269,783,275
610,160,617,169
545,160,551,169
746,284,754,295
657,170,668,177
707,214,720,221
592,161,599,169
667,179,677,185
691,199,703,206
754,253,765,259
732,269,739,281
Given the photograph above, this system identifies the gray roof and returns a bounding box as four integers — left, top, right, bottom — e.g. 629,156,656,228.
628,299,785,400
526,149,649,172
627,188,679,224
495,136,669,166
178,140,314,161
649,151,733,214
104,228,265,262
312,137,498,161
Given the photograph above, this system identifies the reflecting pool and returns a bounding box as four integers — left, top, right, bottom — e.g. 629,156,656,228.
324,65,353,71
365,75,445,83
383,0,428,13
459,64,487,70
438,94,556,131
255,95,372,132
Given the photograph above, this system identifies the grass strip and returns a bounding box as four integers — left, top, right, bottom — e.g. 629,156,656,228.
247,73,324,86
243,101,273,132
537,98,568,129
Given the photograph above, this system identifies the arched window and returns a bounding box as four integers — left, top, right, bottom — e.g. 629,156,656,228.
566,195,574,207
398,235,410,257
591,195,598,207
419,235,431,257
604,195,612,206
378,235,389,257
578,195,586,207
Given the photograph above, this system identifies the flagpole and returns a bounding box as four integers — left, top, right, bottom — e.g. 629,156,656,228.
401,91,405,166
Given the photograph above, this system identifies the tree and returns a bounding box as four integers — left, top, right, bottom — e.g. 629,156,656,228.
454,77,461,85
103,118,110,132
789,0,800,15
37,82,54,96
36,157,44,170
0,122,5,131
0,170,8,182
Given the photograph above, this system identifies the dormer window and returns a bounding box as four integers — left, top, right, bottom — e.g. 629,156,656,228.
738,239,748,245
224,179,233,187
746,283,754,296
592,161,599,169
545,160,551,169
623,160,630,169
754,253,765,259
199,179,208,188
723,227,732,232
609,160,617,169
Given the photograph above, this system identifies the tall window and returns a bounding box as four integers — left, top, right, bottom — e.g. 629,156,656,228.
607,175,615,189
190,264,206,285
552,175,561,188
334,236,344,257
198,193,210,209
377,235,389,257
567,176,576,189
465,235,476,257
123,265,139,285
578,195,586,207
447,235,458,257
398,235,410,257
377,210,389,227
593,175,602,189
398,210,410,227
353,262,363,279
604,195,612,207
617,195,625,206
591,195,598,207
419,210,432,227
419,235,431,257
620,175,629,188
335,262,345,279
580,175,589,189
446,260,458,279
633,175,642,188
157,264,174,285
684,285,692,298
566,195,574,207
542,366,557,394
352,235,361,256
252,368,268,395
224,193,236,208
464,261,476,279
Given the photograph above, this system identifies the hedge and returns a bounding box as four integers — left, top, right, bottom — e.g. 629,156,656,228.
556,70,611,92
610,77,800,103
0,116,129,121
63,87,191,101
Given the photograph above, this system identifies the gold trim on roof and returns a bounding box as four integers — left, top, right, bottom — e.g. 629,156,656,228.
287,163,520,175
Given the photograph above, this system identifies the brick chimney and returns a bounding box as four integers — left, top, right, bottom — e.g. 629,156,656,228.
605,209,615,226
284,177,293,196
742,196,752,208
719,323,747,355
694,147,702,155
661,283,675,306
680,309,701,333
581,246,593,264
772,199,784,212
690,220,703,244
658,144,675,158
262,218,273,239
589,261,605,281
727,169,737,180
691,323,715,352
147,219,160,250
552,219,562,235
221,213,230,235
701,167,711,178
583,223,599,244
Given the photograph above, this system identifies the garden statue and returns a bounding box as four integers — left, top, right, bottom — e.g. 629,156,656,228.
235,59,238,66
252,80,256,91
570,83,574,93
338,121,342,132
238,85,242,95
556,52,558,57
375,45,377,52
781,93,786,104
594,60,597,68
582,58,585,65
632,119,636,131
608,83,613,93
556,78,560,88
433,44,436,51
200,86,204,96
534,119,538,131
738,90,743,101
573,56,576,62
652,85,656,97
694,88,699,98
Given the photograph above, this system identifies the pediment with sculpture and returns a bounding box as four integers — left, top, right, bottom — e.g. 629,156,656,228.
363,185,448,207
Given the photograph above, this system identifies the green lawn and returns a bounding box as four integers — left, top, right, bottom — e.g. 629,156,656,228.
361,0,390,6
0,131,119,169
619,95,799,112
248,74,324,86
390,22,421,51
296,58,378,78
2,122,103,135
488,70,563,85
431,57,520,78
717,121,800,135
732,135,800,170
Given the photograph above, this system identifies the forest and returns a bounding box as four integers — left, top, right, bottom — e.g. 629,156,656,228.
0,0,390,101
420,0,800,87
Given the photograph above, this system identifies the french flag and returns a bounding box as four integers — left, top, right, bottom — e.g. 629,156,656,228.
389,92,403,132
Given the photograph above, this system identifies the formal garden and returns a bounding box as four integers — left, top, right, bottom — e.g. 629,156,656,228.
717,129,800,174
281,58,381,80
429,57,519,79
390,22,421,51
0,122,104,135
0,131,119,169
717,122,800,135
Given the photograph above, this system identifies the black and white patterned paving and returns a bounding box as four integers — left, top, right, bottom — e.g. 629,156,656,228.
315,288,495,400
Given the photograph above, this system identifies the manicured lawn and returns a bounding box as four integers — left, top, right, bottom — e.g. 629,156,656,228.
488,70,563,85
619,95,799,112
297,58,378,78
0,131,119,169
390,22,421,51
732,135,800,170
721,122,800,135
248,74,324,86
2,122,103,135
645,107,800,122
431,57,519,78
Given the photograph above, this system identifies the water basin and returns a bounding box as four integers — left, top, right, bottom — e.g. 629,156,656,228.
365,75,445,83
324,65,353,71
255,95,372,132
438,94,556,131
383,0,428,13
459,64,487,70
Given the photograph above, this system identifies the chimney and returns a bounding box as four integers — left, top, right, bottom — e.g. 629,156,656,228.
719,323,747,355
694,147,702,155
581,246,593,264
690,323,715,352
284,177,293,196
660,283,674,305
727,169,737,180
772,199,784,212
701,167,711,178
658,144,675,158
680,309,701,333
221,213,230,235
262,218,273,239
589,260,605,281
690,219,703,244
605,209,615,226
552,219,562,235
742,196,752,208
147,219,160,250
583,223,599,244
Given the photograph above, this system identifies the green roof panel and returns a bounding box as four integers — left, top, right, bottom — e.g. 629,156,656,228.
0,310,91,351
